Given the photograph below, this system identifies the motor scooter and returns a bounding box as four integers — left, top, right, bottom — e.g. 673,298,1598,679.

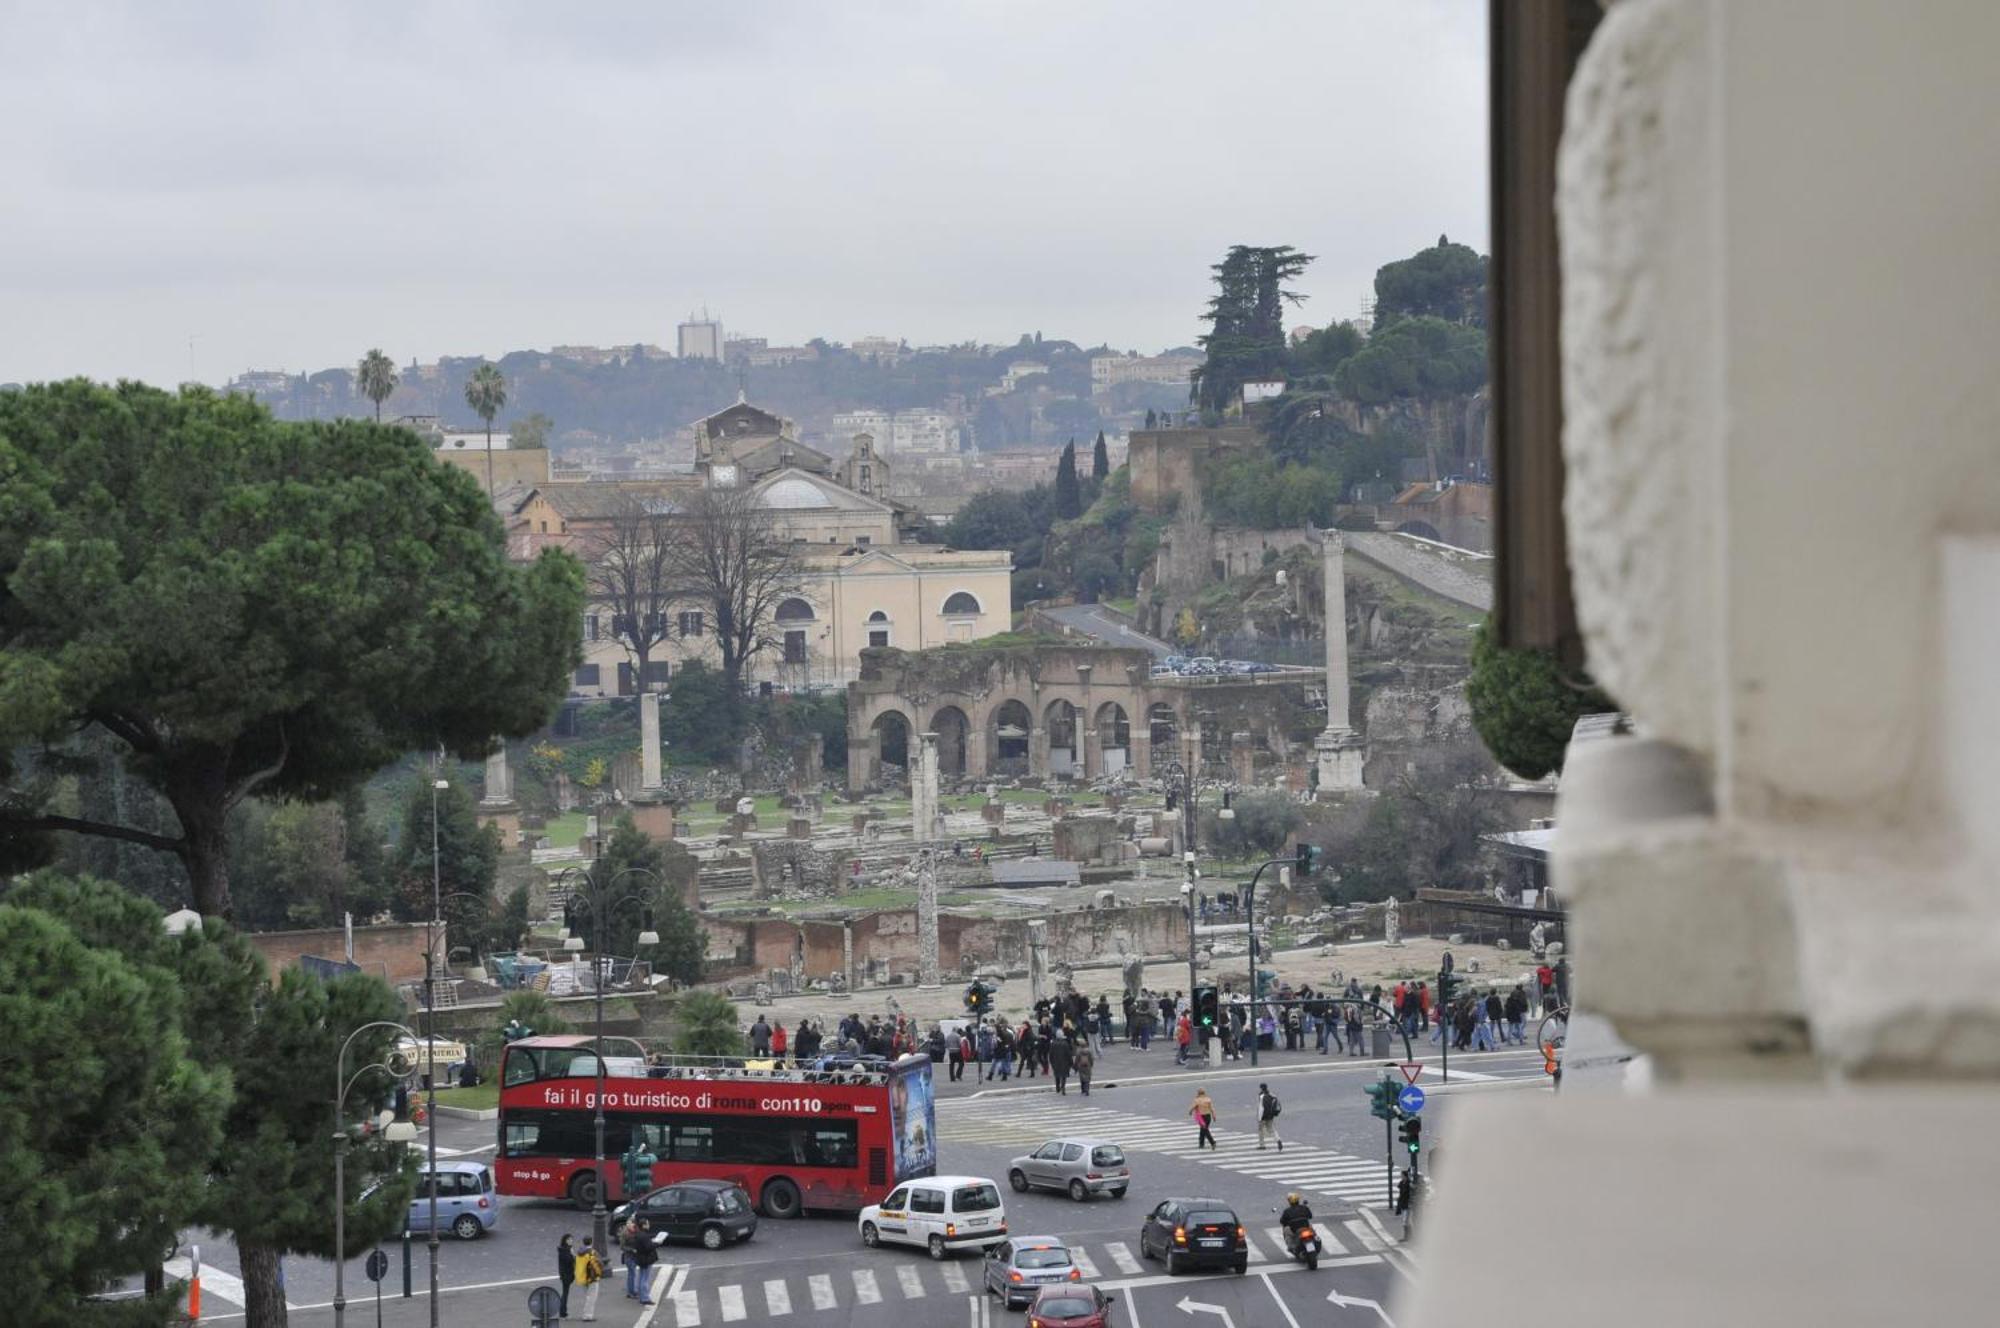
1272,1207,1321,1270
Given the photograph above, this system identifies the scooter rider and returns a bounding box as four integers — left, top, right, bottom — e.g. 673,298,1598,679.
1280,1191,1314,1236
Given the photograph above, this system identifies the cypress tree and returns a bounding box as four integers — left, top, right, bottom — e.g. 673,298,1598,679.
1054,441,1081,519
1092,430,1110,481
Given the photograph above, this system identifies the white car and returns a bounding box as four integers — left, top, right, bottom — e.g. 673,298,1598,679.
858,1174,1009,1260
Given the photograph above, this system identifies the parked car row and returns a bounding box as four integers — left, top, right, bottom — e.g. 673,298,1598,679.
1150,655,1288,678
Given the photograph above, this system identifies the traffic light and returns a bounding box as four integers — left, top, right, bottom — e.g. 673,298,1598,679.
1366,1079,1403,1121
1295,842,1324,876
964,980,993,1017
1399,1116,1422,1154
1435,967,1455,1006
1193,985,1219,1029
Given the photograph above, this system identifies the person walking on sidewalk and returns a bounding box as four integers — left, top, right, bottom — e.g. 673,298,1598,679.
1050,1033,1074,1095
1256,1082,1284,1152
556,1234,576,1319
1174,1011,1194,1066
1189,1088,1219,1150
574,1237,605,1322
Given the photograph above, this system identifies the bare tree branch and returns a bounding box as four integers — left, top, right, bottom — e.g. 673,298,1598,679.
660,483,805,694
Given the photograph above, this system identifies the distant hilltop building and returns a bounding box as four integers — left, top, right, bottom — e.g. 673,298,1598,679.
850,335,904,363
1088,352,1203,395
677,312,725,361
831,407,960,456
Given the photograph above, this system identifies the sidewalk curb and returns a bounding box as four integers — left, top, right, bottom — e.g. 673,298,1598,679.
431,1104,499,1121
961,1057,1406,1099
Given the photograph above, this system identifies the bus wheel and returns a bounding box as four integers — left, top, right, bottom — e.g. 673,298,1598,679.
568,1172,598,1210
760,1178,802,1220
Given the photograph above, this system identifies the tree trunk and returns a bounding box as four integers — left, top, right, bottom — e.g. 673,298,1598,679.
485,422,494,497
171,788,235,920
235,1238,289,1328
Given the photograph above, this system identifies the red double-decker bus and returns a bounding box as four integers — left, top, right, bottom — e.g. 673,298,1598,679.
494,1036,937,1218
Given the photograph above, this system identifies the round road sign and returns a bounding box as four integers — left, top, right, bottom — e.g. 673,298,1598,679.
364,1249,389,1283
1398,1084,1427,1114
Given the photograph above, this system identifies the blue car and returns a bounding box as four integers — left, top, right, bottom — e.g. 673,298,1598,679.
408,1162,500,1240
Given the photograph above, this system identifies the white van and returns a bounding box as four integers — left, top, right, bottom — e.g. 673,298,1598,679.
857,1174,1008,1260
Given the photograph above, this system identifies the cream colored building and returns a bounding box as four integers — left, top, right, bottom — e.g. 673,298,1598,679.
510,460,1011,697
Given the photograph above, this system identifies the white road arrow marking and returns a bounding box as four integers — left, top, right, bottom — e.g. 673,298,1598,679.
1328,1286,1396,1324
1176,1296,1237,1327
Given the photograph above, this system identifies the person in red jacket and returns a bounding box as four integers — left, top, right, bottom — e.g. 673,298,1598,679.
1174,1012,1194,1066
770,1020,788,1063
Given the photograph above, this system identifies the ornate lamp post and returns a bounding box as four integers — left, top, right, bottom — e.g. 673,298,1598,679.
333,1020,420,1328
1158,731,1232,1038
556,864,661,1255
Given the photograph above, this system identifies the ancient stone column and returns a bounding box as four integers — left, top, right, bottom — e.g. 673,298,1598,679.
1315,531,1367,790
916,848,940,988
911,732,940,842
480,742,513,805
639,691,664,791
1027,919,1049,1008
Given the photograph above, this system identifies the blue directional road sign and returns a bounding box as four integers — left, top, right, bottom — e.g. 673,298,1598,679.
1398,1084,1427,1114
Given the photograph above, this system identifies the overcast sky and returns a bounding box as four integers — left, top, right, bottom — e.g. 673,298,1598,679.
0,1,1486,387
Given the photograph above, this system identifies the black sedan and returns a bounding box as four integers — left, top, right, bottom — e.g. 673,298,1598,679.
1137,1197,1247,1275
612,1180,758,1251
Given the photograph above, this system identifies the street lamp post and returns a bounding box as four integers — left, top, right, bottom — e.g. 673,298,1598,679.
556,864,662,1255
1159,731,1231,1057
333,1020,420,1328
422,769,453,1327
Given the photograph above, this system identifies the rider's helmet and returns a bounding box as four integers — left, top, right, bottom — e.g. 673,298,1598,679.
1287,1192,1302,1206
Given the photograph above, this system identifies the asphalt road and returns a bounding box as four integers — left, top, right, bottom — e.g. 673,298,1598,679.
176,1043,1550,1325
1036,604,1176,658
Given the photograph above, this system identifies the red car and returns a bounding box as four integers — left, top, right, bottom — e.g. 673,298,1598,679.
1028,1284,1115,1328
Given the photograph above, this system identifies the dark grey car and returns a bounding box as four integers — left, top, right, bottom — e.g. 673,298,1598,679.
612,1179,758,1250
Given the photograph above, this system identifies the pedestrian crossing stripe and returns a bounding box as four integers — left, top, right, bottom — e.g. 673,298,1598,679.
658,1235,1381,1323
937,1097,1395,1204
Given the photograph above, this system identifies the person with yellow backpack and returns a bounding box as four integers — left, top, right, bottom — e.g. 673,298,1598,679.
573,1235,606,1321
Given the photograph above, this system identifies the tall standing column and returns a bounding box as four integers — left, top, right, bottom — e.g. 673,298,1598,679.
639,692,664,791
916,848,940,988
912,732,940,841
1315,531,1367,790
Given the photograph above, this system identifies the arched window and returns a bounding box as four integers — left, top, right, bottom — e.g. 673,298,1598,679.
941,591,982,617
776,598,816,622
866,609,891,649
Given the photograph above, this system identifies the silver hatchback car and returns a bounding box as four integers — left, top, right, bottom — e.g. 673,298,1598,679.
1007,1137,1130,1202
982,1236,1083,1310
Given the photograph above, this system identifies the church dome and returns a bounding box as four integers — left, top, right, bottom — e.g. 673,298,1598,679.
762,478,833,509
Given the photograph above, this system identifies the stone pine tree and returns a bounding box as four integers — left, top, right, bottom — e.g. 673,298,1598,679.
0,381,585,919
1091,429,1110,482
0,872,414,1328
356,348,398,422
0,878,233,1325
463,361,508,496
1054,440,1082,519
1190,244,1314,415
208,968,418,1327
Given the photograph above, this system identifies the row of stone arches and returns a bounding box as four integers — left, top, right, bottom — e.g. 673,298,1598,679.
865,697,1147,782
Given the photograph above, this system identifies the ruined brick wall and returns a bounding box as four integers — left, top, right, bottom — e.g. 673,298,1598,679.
247,922,437,984
750,840,848,899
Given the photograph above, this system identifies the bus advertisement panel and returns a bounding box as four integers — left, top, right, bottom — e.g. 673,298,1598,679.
494,1037,935,1218
889,1057,937,1180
